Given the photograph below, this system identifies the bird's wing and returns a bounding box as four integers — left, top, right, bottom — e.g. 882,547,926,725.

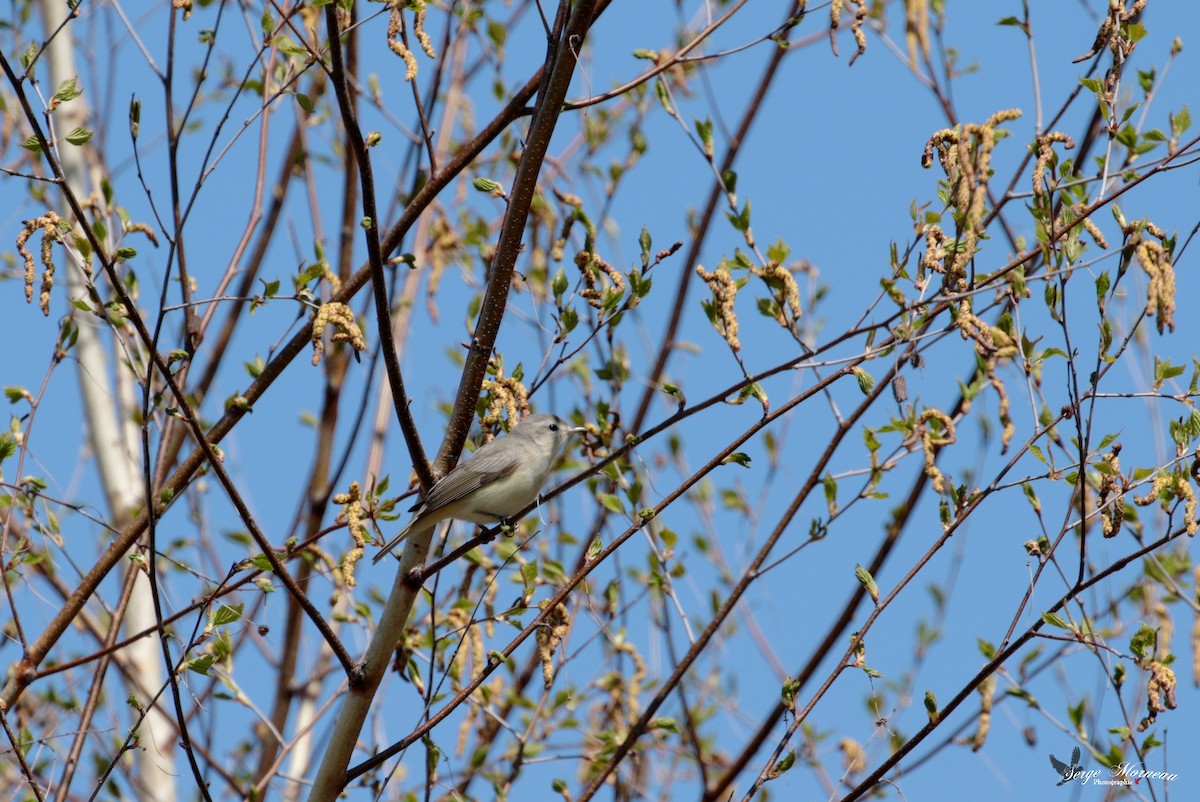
371,444,519,565
1049,754,1068,773
417,443,519,515
1070,747,1080,765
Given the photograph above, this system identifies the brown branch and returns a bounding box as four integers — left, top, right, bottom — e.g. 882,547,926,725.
251,16,361,788
0,46,544,712
306,4,603,798
841,525,1185,801
0,706,45,801
0,45,351,704
742,304,1155,798
574,356,907,801
325,0,434,494
435,0,599,474
562,0,751,111
52,556,141,802
703,448,938,800
630,0,806,435
350,311,926,784
31,527,341,684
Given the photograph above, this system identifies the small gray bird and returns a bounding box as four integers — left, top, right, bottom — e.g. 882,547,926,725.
372,413,585,563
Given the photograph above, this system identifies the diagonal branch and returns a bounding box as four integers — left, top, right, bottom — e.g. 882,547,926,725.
435,0,599,473
325,0,434,492
0,49,545,712
304,4,601,800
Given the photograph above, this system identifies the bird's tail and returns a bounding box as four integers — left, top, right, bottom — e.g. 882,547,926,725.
371,522,415,564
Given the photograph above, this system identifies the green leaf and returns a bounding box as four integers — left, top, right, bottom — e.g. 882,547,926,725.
64,126,93,146
1115,122,1138,148
551,267,568,298
126,96,139,141
1124,20,1148,44
1129,623,1156,662
725,200,751,232
471,176,503,195
1041,611,1070,629
1179,410,1200,443
1094,271,1110,307
756,297,781,320
598,493,625,515
0,432,16,463
852,367,875,395
53,77,82,103
212,602,243,627
486,19,507,48
560,306,578,334
721,452,752,468
1006,686,1036,705
1154,356,1186,391
20,41,38,73
731,382,768,411
1172,104,1191,136
654,77,671,113
630,269,651,299
1068,698,1086,730
601,286,625,310
186,655,216,675
855,564,879,603
694,117,714,158
823,473,837,514
720,488,746,511
541,559,566,583
1021,482,1041,514
924,690,939,720
294,261,325,288
722,169,737,196
767,238,791,263
1138,68,1156,95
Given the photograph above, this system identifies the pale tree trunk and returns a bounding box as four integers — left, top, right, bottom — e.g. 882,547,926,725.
38,2,177,799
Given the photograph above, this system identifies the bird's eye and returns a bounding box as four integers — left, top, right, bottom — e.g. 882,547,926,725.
548,423,559,432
